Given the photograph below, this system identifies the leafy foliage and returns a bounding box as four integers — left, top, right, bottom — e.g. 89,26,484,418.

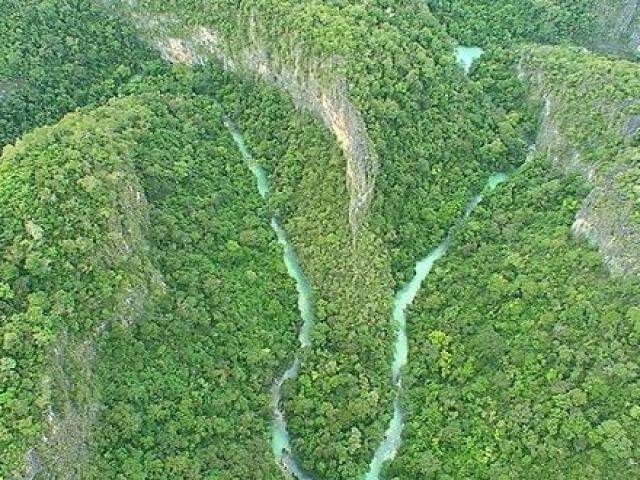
2,1,639,479
425,0,598,46
0,93,298,478
392,157,640,479
0,0,160,146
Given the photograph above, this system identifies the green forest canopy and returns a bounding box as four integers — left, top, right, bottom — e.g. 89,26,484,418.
1,0,639,478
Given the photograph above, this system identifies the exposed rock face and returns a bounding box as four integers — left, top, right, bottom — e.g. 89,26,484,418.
22,169,164,478
623,114,640,138
592,0,640,55
522,65,640,276
132,13,377,235
535,95,594,178
572,162,640,275
0,81,16,101
36,335,99,479
18,449,41,480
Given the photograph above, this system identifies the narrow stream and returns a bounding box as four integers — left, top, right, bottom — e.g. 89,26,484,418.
364,173,507,479
225,114,506,480
225,120,313,479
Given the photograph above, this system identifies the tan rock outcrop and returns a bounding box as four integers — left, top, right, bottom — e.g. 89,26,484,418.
139,15,377,235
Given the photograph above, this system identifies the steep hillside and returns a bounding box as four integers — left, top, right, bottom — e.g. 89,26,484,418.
426,0,597,45
0,93,299,478
101,2,526,477
521,45,640,275
110,0,521,244
193,69,397,478
1,1,639,479
393,156,640,479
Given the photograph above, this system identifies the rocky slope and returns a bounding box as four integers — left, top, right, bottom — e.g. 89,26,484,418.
591,0,640,55
521,46,640,275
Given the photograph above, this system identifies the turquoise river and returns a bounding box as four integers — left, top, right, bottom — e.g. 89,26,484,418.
226,47,505,476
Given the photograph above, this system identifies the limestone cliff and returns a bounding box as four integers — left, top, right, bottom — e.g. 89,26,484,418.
121,9,377,236
521,49,640,276
591,0,640,55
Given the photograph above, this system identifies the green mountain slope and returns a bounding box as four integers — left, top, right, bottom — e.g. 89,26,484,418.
1,1,639,479
0,0,160,146
426,0,597,45
394,157,640,479
102,4,525,474
522,45,640,275
0,93,298,478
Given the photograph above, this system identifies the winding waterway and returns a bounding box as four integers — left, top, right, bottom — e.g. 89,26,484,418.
363,46,497,478
225,120,313,479
226,117,506,479
364,173,507,478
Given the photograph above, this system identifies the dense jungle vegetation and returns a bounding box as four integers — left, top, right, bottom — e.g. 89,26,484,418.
122,66,398,478
112,2,525,474
395,157,640,479
426,0,640,55
0,92,303,478
199,70,398,478
1,0,639,479
0,0,160,146
115,0,525,270
425,0,599,45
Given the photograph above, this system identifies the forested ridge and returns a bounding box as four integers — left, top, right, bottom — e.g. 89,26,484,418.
426,0,640,56
1,91,307,478
425,0,598,45
1,0,639,479
395,157,640,479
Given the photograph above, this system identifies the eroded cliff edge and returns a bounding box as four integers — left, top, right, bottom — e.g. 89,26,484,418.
125,8,378,236
521,46,640,276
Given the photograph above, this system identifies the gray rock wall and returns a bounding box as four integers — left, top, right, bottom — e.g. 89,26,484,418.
131,11,378,236
592,0,640,55
522,62,640,276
